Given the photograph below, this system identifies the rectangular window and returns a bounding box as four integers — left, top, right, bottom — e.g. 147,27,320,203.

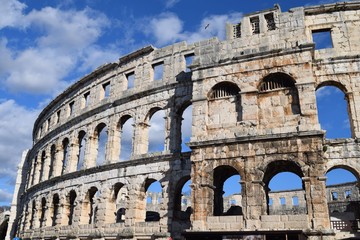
269,198,273,206
56,110,61,124
331,192,338,201
265,13,276,31
46,118,50,131
83,91,90,108
233,23,241,38
250,16,260,34
69,101,74,117
126,72,135,89
280,197,286,205
312,29,333,50
185,54,194,72
103,82,110,98
292,196,299,206
345,190,351,199
153,62,164,81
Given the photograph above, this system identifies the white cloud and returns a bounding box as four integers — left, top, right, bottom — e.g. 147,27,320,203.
0,100,39,185
0,0,26,29
0,189,13,204
0,1,117,95
144,12,242,47
164,0,180,8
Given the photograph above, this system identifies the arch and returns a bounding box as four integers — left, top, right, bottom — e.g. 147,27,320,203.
111,182,127,223
39,151,46,182
39,197,46,228
118,115,134,160
48,144,56,179
30,200,36,229
67,190,77,225
173,176,192,221
145,179,162,222
51,194,60,226
81,187,99,224
77,130,86,170
208,81,242,125
263,160,306,215
94,123,108,166
148,109,166,153
61,138,69,175
213,165,242,216
180,104,192,152
315,84,352,138
258,72,295,92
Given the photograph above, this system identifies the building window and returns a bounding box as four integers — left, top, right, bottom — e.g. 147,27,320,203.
68,101,74,117
292,196,299,206
280,197,286,205
83,91,90,108
250,16,260,34
209,82,240,99
345,190,352,199
103,82,110,98
259,73,295,92
312,29,333,50
46,118,50,131
269,198,273,206
233,23,241,38
56,110,61,124
153,62,164,81
185,54,194,72
265,13,276,31
126,72,135,89
331,192,338,201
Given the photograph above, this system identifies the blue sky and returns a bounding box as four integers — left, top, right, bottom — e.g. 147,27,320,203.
0,0,356,205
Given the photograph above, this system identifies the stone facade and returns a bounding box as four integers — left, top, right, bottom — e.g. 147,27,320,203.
6,1,360,240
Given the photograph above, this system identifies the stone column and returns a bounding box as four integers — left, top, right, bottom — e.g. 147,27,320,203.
243,180,266,230
33,155,41,185
84,135,97,169
67,137,79,173
133,122,149,156
163,108,171,153
168,111,181,153
346,92,360,138
52,142,64,177
42,149,50,181
106,123,119,164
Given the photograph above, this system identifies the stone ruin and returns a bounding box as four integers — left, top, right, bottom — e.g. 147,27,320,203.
6,1,360,239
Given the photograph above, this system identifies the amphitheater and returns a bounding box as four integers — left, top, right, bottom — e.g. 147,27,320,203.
6,1,360,240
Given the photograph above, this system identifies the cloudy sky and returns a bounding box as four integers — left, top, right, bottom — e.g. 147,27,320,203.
0,0,355,205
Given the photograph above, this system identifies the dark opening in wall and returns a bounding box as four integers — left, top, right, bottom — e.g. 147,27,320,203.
265,13,276,31
126,72,135,89
312,29,333,50
250,16,260,34
153,62,164,81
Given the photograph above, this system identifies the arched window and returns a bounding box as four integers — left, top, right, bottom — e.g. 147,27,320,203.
173,177,192,221
77,131,86,170
208,82,241,125
181,105,192,152
145,180,162,222
263,161,306,215
213,166,242,216
68,190,77,225
52,194,59,226
148,110,165,153
81,187,99,224
119,116,134,160
259,72,295,92
95,123,107,166
48,145,56,179
39,151,46,182
61,138,69,175
112,183,127,223
316,85,351,138
30,200,36,229
39,197,46,228
326,167,359,221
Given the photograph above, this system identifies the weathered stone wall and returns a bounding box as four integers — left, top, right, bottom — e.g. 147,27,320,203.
7,1,360,240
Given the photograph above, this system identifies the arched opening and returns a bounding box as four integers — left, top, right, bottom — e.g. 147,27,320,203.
263,161,306,215
268,172,305,215
112,183,127,223
326,167,359,230
148,110,165,153
145,179,162,222
208,82,241,125
81,187,99,224
61,138,69,175
77,131,86,170
68,190,77,225
39,151,46,182
181,106,192,152
39,197,46,228
30,200,36,229
173,177,192,221
119,116,134,160
48,145,55,179
51,194,59,226
258,73,300,127
213,166,242,216
316,85,351,138
95,123,107,166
